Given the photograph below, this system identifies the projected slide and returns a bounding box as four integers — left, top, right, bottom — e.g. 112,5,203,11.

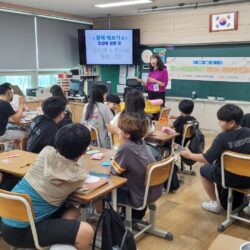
85,30,133,65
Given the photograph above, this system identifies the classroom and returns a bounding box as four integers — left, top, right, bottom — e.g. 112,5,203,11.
0,0,250,249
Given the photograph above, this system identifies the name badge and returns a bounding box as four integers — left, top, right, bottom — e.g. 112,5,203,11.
153,84,159,92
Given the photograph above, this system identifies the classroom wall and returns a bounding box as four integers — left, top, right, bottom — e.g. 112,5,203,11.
94,2,250,45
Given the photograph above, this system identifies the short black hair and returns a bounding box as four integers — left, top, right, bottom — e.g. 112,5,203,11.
42,96,66,119
178,99,194,115
217,104,243,124
55,123,91,159
0,82,12,95
106,94,121,104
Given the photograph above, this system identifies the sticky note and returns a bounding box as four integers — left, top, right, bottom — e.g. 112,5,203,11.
86,150,100,155
102,161,111,167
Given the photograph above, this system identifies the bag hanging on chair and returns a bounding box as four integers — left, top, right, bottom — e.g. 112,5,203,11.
92,200,136,250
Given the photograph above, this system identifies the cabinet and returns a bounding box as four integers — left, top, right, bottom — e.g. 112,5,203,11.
26,101,43,110
69,102,85,123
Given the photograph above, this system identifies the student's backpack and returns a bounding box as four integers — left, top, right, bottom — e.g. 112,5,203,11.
92,201,136,250
182,121,205,166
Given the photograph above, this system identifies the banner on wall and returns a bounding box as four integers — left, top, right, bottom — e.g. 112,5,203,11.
166,57,250,82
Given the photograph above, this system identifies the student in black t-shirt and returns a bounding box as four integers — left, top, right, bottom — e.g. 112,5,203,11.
241,113,250,128
0,83,25,143
172,99,196,145
27,96,66,153
181,104,250,213
240,113,250,216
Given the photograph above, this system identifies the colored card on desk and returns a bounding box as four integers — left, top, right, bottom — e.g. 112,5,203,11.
90,153,104,160
102,161,111,167
86,150,100,155
88,171,110,179
6,154,20,158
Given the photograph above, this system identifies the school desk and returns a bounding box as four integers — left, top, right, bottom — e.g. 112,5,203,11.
0,148,127,210
145,121,179,144
0,150,37,177
71,147,127,209
208,234,247,250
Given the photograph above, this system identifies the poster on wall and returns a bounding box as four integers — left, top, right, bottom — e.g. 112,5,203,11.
167,57,250,83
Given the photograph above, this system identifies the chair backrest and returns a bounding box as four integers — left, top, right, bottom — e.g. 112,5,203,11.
90,127,100,147
0,189,33,222
137,156,175,210
158,108,171,121
181,124,194,146
0,189,42,249
221,151,250,188
110,133,122,149
106,124,123,149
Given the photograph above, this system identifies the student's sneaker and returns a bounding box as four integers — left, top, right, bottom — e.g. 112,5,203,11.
201,201,222,214
243,204,250,216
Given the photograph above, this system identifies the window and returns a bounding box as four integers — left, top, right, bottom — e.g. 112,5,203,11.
38,74,58,88
0,75,32,94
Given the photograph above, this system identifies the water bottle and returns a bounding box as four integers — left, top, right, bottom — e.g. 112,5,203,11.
192,91,196,99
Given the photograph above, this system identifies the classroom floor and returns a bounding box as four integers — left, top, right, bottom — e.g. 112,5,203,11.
0,131,249,250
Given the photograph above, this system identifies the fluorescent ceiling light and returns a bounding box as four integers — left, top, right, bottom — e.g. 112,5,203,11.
95,0,152,8
0,8,92,25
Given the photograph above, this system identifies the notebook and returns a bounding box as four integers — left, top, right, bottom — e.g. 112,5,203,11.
74,174,109,194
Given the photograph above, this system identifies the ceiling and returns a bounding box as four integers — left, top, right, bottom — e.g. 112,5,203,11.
0,0,220,18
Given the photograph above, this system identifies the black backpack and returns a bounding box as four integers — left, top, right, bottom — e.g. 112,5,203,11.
182,122,205,166
92,201,136,250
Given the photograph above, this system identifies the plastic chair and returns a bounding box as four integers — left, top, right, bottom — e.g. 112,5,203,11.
218,151,250,232
158,107,171,122
179,124,196,176
122,156,175,241
90,126,101,147
0,189,43,250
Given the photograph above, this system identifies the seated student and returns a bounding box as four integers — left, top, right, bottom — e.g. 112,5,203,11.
1,123,93,250
172,99,196,145
111,90,155,135
50,85,73,128
106,94,121,115
240,113,250,216
111,113,162,212
181,104,250,213
81,84,113,148
0,83,26,149
241,113,250,128
27,96,66,153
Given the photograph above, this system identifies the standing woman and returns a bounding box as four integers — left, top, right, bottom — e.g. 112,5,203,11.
139,54,168,107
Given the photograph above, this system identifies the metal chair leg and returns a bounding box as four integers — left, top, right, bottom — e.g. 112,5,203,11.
218,188,235,232
133,204,173,241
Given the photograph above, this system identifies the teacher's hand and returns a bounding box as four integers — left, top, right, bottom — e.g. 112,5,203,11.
137,77,146,85
147,77,157,83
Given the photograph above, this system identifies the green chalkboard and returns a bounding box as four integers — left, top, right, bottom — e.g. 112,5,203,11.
100,43,250,101
142,44,250,101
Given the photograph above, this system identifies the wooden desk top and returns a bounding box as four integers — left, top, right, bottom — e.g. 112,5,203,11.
0,150,37,177
71,147,127,202
208,234,247,250
146,121,179,143
0,148,127,203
